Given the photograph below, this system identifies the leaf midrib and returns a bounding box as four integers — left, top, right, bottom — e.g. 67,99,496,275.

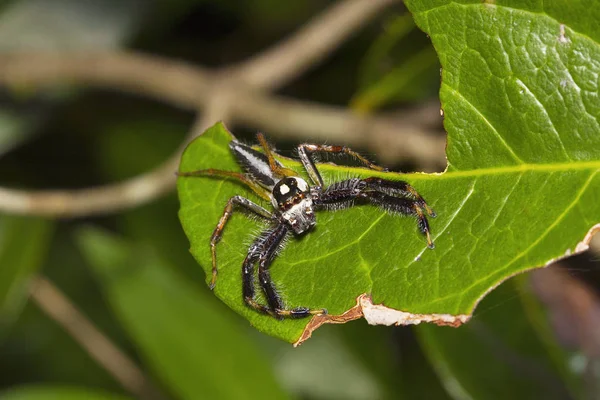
404,169,598,312
314,159,600,181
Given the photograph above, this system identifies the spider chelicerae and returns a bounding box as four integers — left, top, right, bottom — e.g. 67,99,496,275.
178,133,436,319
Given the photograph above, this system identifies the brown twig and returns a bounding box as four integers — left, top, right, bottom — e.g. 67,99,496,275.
230,91,445,167
0,52,212,110
0,52,444,161
0,158,178,218
226,0,400,90
29,276,166,400
0,0,442,218
0,85,233,218
0,51,444,217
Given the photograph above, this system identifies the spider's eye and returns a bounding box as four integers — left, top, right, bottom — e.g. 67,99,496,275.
273,177,309,206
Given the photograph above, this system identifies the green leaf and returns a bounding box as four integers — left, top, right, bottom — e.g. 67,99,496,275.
76,227,288,400
416,277,580,399
0,215,53,331
0,385,130,400
178,0,600,344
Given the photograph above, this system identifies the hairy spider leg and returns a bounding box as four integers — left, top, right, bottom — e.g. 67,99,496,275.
362,177,436,217
177,169,271,201
298,143,387,187
243,224,327,319
256,133,297,178
362,192,434,249
209,196,273,289
313,178,435,249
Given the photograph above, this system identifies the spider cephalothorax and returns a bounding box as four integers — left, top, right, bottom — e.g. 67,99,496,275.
178,133,436,319
272,177,315,234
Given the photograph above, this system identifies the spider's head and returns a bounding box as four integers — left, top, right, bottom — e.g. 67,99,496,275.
272,177,315,234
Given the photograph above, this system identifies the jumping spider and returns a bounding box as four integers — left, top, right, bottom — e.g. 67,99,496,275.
178,134,436,319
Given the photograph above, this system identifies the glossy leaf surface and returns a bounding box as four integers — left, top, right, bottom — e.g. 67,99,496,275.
178,0,600,343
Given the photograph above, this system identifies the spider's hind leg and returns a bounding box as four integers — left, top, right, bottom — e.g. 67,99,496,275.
243,224,327,319
297,143,387,187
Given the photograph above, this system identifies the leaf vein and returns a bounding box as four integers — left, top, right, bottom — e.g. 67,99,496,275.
419,2,598,46
426,169,598,309
444,84,525,164
513,78,571,161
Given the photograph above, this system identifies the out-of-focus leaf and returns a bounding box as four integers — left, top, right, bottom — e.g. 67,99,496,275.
0,230,126,392
0,0,148,156
416,278,580,400
76,227,288,400
94,113,200,281
354,14,440,109
273,327,382,400
396,327,453,400
0,0,144,51
336,322,451,400
0,110,39,157
0,385,130,400
0,215,52,332
523,269,589,397
352,46,439,112
358,14,416,88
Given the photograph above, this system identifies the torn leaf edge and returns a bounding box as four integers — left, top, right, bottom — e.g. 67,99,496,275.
294,223,600,347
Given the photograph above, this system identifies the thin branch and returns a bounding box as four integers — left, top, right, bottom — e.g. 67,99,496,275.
0,158,178,218
29,276,166,400
0,52,444,217
0,52,212,110
0,52,444,163
226,0,400,90
231,91,445,167
0,93,231,218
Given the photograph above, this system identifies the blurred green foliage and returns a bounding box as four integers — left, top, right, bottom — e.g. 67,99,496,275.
0,0,597,399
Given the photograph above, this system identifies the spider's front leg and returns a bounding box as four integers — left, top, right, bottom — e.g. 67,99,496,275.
313,178,436,248
209,195,273,289
297,143,387,187
243,223,327,319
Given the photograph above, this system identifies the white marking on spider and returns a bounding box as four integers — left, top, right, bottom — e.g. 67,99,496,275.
235,145,273,179
295,177,309,191
279,184,290,195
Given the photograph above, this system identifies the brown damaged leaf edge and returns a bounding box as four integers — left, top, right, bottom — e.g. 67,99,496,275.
294,294,470,347
295,223,600,346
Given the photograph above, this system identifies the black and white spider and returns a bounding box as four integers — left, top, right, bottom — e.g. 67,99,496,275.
178,133,436,319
